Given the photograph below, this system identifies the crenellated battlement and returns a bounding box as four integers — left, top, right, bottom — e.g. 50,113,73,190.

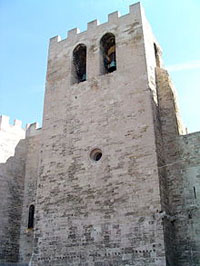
26,122,41,138
0,115,25,163
0,115,24,132
0,115,42,138
49,2,141,46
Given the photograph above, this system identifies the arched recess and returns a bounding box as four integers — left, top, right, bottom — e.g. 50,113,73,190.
100,33,117,74
72,43,87,83
28,204,35,229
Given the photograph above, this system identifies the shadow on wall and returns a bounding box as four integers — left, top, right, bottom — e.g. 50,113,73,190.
0,140,26,263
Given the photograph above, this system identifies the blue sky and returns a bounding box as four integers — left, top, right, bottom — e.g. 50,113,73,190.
0,0,199,132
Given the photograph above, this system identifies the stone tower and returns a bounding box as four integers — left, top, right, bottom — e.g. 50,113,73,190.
30,3,167,265
0,2,199,266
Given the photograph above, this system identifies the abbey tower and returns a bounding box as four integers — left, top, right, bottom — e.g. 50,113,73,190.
0,3,199,266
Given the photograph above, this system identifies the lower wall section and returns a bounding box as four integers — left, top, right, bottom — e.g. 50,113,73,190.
0,262,28,266
0,140,26,263
19,135,40,263
30,214,166,266
31,249,165,266
162,132,200,266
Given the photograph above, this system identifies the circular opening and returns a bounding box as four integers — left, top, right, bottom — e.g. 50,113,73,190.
90,148,102,162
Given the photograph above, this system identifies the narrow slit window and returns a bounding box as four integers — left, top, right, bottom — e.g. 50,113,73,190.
72,44,87,83
193,186,197,199
154,43,160,67
28,204,35,229
100,33,116,74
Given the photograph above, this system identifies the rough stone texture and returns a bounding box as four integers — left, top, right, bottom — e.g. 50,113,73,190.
155,68,200,266
0,2,199,266
0,263,28,266
0,116,26,262
30,3,166,266
0,120,40,263
19,132,41,263
171,133,200,266
0,139,26,262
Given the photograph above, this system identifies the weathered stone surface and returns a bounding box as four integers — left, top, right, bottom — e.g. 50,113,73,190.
155,68,200,266
0,2,199,266
0,139,26,262
18,134,41,263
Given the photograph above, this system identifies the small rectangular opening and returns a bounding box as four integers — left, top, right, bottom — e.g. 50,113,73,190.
193,186,197,199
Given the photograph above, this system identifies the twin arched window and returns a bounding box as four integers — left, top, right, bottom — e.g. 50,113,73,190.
72,33,116,84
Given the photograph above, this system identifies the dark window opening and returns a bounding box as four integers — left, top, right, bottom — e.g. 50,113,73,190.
154,43,160,67
100,33,116,74
90,148,102,162
28,204,35,229
94,152,102,161
193,186,197,199
72,44,87,83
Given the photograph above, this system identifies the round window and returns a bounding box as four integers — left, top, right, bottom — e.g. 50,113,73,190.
90,148,102,162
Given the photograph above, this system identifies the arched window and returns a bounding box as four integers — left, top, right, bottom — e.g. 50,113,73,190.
72,44,87,83
28,204,35,229
100,33,116,74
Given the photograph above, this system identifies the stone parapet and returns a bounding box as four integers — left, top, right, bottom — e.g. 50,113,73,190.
25,123,41,138
0,115,24,132
0,115,25,163
49,2,142,47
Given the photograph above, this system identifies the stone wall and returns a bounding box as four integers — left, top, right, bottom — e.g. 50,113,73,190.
30,3,166,266
165,133,200,266
0,140,26,262
155,67,200,265
0,116,26,262
19,125,41,263
155,66,186,266
1,3,199,266
0,119,41,264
